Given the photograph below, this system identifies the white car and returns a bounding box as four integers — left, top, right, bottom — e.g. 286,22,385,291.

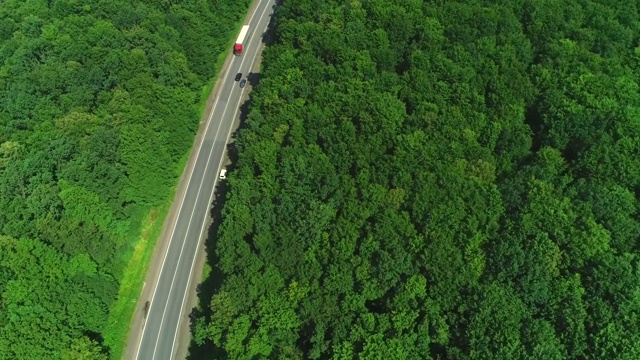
219,169,227,180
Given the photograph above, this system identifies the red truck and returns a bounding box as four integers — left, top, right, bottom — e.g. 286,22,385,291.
233,25,250,56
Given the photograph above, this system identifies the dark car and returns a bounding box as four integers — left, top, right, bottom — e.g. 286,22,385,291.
235,73,242,81
240,79,247,88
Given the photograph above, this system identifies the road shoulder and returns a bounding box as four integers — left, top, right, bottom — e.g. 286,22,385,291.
121,1,262,359
177,10,271,360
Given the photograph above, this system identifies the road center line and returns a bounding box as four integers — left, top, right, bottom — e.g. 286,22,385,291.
149,1,273,358
133,0,267,358
168,1,275,357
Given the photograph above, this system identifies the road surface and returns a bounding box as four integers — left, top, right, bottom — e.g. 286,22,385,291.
130,0,275,358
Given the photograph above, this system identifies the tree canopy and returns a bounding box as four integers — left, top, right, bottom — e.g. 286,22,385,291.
0,0,250,358
193,0,640,358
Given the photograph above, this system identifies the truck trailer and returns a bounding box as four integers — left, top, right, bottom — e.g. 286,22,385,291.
233,25,250,56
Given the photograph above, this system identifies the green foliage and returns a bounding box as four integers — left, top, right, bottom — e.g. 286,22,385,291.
195,0,640,358
0,0,250,358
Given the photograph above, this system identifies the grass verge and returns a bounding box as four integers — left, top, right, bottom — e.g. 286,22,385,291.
103,201,169,360
102,12,251,360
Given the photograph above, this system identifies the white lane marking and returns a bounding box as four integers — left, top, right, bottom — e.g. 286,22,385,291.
168,0,275,357
134,0,266,358
134,93,225,360
150,94,226,360
147,0,274,358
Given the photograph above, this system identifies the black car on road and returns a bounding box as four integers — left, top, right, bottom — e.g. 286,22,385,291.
235,73,242,81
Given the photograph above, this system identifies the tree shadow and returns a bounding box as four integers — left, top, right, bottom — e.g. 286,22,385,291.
185,12,275,358
184,171,229,359
83,330,111,358
247,72,261,90
524,100,543,153
261,9,278,47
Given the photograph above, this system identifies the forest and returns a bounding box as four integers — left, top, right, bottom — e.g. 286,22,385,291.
193,0,640,358
0,0,250,359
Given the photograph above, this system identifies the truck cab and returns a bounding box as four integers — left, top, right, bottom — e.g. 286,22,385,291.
233,25,250,55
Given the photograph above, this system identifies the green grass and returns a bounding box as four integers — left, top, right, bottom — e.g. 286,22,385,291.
102,10,253,360
103,201,170,360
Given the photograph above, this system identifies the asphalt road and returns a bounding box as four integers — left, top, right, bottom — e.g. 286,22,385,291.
131,1,275,358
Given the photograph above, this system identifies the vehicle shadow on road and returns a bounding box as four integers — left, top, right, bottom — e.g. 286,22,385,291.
186,9,278,358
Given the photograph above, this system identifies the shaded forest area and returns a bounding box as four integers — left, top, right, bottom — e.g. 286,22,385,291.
0,0,249,358
194,0,640,358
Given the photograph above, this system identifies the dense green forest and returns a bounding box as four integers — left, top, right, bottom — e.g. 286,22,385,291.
194,0,640,358
0,0,250,359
